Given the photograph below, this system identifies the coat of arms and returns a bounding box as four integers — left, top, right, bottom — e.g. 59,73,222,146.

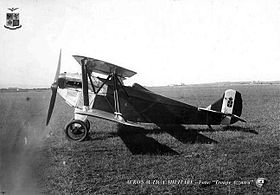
4,8,22,30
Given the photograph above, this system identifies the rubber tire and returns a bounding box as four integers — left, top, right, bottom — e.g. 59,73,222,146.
65,119,89,142
70,118,90,130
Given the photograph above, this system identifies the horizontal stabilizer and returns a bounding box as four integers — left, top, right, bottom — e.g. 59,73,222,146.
73,55,137,78
198,107,246,123
231,114,246,123
75,109,143,128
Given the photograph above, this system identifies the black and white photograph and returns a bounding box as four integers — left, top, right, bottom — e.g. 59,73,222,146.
0,0,279,194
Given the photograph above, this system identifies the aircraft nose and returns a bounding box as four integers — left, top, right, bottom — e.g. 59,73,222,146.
58,76,66,88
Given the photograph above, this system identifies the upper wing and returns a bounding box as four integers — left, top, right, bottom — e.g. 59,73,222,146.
72,55,137,78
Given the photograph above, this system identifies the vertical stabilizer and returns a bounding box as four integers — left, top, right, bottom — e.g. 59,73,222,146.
208,89,243,125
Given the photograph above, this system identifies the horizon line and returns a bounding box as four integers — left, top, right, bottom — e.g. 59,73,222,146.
1,80,280,90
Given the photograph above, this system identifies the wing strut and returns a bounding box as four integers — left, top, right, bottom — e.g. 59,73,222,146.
80,57,125,121
112,73,124,121
95,74,111,94
81,58,89,108
116,76,129,97
87,70,96,93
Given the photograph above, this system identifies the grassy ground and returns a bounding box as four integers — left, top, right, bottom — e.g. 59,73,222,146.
0,84,279,194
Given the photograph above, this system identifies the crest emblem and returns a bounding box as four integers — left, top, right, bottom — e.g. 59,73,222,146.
255,177,267,188
4,8,22,30
227,97,233,108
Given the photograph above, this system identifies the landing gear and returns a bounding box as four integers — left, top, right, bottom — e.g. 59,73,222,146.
70,118,90,130
65,119,89,142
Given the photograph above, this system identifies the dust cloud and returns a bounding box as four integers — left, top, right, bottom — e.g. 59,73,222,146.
0,92,51,194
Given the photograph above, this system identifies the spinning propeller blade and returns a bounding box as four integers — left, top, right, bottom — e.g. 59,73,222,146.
46,50,61,125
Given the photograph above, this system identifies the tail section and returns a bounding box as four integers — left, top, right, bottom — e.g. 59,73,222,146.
207,89,245,125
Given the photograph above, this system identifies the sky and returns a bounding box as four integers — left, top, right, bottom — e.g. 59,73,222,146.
0,0,280,88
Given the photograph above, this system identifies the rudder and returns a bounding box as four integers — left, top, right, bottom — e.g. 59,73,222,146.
208,89,243,125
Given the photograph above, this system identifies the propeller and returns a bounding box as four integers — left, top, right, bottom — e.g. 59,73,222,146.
46,49,62,125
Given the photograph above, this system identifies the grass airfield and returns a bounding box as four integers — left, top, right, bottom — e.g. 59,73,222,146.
0,84,279,194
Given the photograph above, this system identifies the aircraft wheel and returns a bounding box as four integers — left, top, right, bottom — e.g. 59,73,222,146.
70,118,90,130
65,120,89,142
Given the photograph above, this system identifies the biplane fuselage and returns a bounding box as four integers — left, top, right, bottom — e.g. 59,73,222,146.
46,52,246,141
57,73,238,126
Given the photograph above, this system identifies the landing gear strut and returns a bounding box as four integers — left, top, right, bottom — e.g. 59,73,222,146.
64,119,89,142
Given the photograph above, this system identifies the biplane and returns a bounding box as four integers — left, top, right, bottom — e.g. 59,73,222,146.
46,50,246,141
